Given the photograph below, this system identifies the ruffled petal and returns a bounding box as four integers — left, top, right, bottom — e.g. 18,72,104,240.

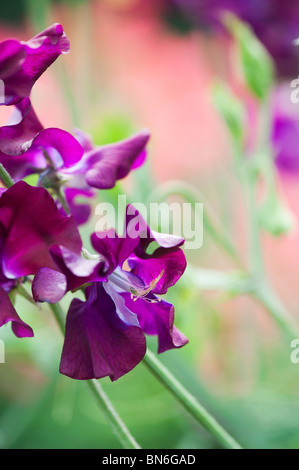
126,204,185,252
1,23,70,105
91,229,140,273
0,181,82,278
73,128,94,153
52,244,107,285
128,246,187,295
0,97,43,157
32,244,109,303
31,128,84,169
75,130,150,189
122,293,188,353
0,39,25,80
59,283,146,380
64,187,95,225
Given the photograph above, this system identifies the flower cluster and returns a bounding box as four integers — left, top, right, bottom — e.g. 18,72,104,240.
0,24,188,380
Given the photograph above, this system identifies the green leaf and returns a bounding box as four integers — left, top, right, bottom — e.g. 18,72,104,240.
224,13,274,100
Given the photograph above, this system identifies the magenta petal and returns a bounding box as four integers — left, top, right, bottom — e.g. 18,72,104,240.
0,181,82,278
50,245,102,278
32,267,67,303
31,128,84,169
90,205,150,270
0,148,45,181
0,286,33,338
0,39,25,80
91,230,140,272
32,246,107,304
131,148,147,170
73,128,94,152
48,245,108,294
128,247,187,295
59,283,146,380
148,230,185,249
273,115,299,174
122,293,188,353
30,23,70,54
64,187,95,225
126,204,185,250
1,23,70,105
0,97,43,156
83,130,150,189
0,121,84,180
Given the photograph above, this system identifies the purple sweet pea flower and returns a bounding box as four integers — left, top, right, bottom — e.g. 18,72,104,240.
32,206,188,381
168,0,299,77
271,85,299,174
0,181,82,338
0,23,70,105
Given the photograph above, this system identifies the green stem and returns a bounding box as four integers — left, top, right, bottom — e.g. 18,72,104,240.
0,164,14,188
244,172,264,276
143,350,242,449
184,266,253,294
242,160,299,338
48,302,141,449
54,187,70,215
49,302,65,335
87,380,141,450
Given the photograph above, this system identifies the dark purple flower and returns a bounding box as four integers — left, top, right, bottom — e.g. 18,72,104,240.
0,181,82,337
0,23,70,105
168,0,299,77
32,206,188,381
